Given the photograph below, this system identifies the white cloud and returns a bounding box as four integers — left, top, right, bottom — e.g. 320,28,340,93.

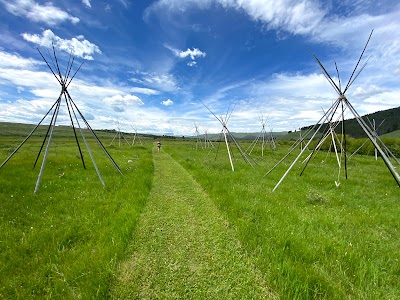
103,94,144,112
130,71,178,92
309,11,400,85
226,0,325,35
165,45,206,60
22,29,101,60
161,99,174,106
351,85,388,98
82,0,91,8
146,0,326,35
0,52,188,134
130,87,160,95
105,4,112,12
178,48,206,60
2,0,80,25
0,67,55,90
0,51,42,68
164,44,206,66
118,0,128,8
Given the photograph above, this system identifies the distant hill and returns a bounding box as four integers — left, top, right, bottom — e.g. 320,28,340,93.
2,106,399,141
0,122,156,140
301,106,400,138
381,130,400,138
196,131,290,141
194,107,399,141
195,130,321,141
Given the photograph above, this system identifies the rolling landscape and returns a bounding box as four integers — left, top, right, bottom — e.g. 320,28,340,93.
0,118,399,299
1,0,400,299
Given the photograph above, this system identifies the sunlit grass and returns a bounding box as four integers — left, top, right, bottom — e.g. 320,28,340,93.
1,132,399,299
0,136,153,298
165,140,400,299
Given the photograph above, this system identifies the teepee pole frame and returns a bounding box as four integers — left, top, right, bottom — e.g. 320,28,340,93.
0,45,122,193
267,29,400,190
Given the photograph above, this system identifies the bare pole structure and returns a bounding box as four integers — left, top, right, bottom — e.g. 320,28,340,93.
69,99,105,186
110,121,131,147
247,113,268,156
349,118,385,159
298,126,308,151
300,108,349,187
361,118,397,163
344,98,400,185
203,128,214,149
266,99,341,190
37,45,88,192
66,94,123,175
301,109,343,168
34,96,62,193
267,29,400,190
222,119,234,172
200,100,254,171
204,128,208,148
193,122,203,150
0,45,123,193
268,124,276,151
130,125,143,146
0,101,58,169
263,97,340,178
373,119,377,160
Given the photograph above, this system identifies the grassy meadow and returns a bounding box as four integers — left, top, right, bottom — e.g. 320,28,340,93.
0,130,154,298
0,123,399,299
164,140,400,299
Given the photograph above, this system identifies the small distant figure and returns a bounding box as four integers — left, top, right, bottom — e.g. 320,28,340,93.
157,141,161,152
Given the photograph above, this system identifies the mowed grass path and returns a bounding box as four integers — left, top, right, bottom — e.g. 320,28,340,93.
110,150,276,299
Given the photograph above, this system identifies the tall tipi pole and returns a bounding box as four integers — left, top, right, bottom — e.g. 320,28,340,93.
193,122,203,150
265,30,400,190
201,100,255,172
0,45,122,193
248,114,268,156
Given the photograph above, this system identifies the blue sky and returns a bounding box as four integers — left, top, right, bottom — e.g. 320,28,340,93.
0,0,399,136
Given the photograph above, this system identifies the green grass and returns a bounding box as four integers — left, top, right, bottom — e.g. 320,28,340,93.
164,140,400,299
1,127,400,299
111,149,276,299
0,135,153,298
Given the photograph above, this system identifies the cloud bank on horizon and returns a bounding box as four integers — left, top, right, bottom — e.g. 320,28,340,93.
0,0,399,135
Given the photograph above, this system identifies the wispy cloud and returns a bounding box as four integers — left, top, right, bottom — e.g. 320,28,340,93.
225,0,326,35
22,29,101,60
105,3,112,13
82,0,91,8
164,44,206,66
130,70,179,92
129,87,160,95
1,0,80,25
0,51,42,68
146,0,326,35
161,99,174,106
118,0,129,8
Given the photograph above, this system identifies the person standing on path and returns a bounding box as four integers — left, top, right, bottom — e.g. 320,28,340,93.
156,141,161,152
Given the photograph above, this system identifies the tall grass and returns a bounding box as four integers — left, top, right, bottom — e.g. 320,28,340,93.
0,136,153,298
165,140,400,299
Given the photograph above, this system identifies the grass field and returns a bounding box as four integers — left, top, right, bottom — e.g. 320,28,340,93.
164,141,400,299
0,126,399,299
0,133,154,298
